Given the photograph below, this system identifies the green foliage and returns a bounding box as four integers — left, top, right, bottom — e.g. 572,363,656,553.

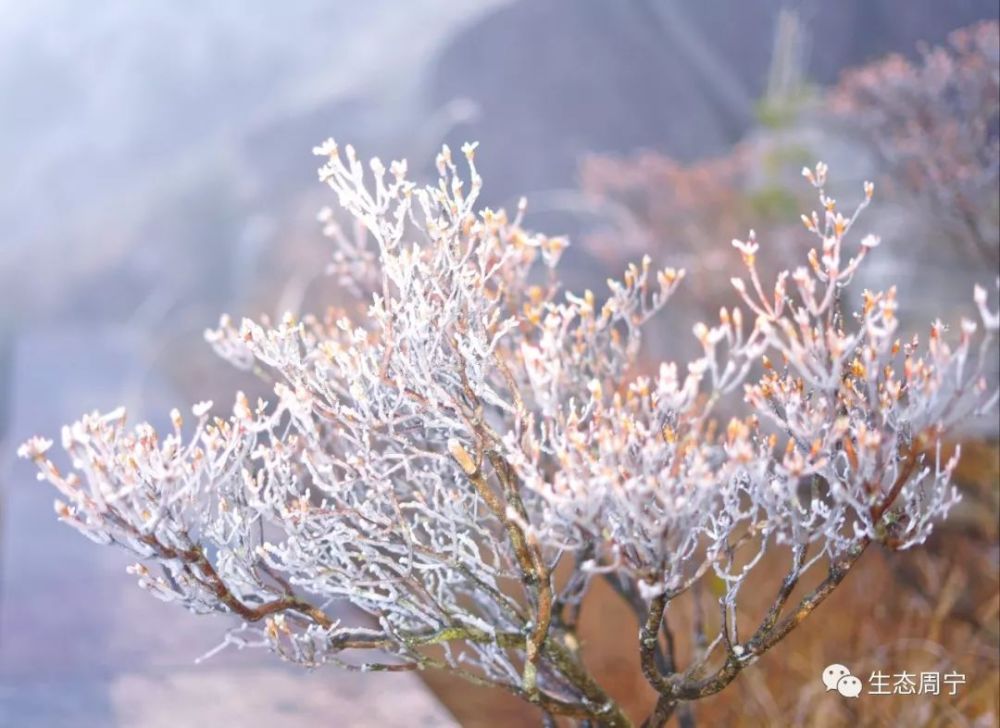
745,185,799,222
754,85,816,130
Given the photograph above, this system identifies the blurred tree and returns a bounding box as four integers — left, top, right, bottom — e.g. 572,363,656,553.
831,21,1000,263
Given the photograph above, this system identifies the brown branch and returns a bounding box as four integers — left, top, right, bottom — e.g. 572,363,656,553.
136,533,334,629
870,440,923,523
542,637,635,728
668,543,869,703
640,592,671,693
602,572,676,681
749,544,805,643
751,541,869,654
641,695,678,728
648,442,927,721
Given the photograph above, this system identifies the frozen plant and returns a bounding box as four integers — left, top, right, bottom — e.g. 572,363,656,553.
578,142,806,367
21,143,998,726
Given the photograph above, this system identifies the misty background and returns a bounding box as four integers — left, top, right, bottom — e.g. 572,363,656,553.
0,2,997,726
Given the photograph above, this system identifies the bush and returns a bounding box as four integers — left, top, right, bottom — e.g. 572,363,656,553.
831,21,999,263
21,143,998,726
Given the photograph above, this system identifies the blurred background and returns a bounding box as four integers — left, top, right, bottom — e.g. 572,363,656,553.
0,2,997,726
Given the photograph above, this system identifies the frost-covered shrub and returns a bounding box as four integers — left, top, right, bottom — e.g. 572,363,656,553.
21,142,998,726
